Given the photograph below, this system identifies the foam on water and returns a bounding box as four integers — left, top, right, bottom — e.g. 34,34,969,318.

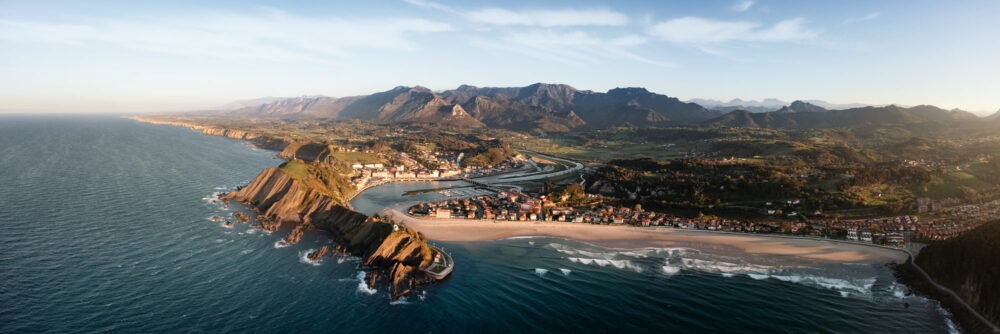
357,272,377,295
273,241,289,248
534,268,548,276
568,257,644,272
559,268,571,276
299,249,321,266
662,265,681,276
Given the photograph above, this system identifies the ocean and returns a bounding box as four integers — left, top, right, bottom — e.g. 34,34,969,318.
0,115,958,333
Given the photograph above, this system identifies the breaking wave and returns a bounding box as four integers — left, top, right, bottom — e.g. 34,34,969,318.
356,272,377,295
568,257,644,272
299,249,320,266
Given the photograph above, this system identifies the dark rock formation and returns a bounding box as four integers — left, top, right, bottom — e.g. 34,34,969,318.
222,168,442,300
307,246,330,263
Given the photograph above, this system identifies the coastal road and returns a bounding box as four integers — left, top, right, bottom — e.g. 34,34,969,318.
900,220,1000,333
476,149,584,183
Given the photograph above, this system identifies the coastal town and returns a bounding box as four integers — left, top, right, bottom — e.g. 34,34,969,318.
407,188,997,248
347,152,526,190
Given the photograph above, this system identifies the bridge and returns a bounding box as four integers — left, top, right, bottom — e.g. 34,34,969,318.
459,177,509,192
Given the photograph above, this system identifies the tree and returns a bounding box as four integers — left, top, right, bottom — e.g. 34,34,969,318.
958,186,980,203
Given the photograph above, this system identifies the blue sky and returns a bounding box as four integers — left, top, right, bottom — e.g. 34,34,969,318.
1,0,998,114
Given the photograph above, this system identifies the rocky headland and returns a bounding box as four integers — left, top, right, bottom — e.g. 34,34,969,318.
222,166,445,300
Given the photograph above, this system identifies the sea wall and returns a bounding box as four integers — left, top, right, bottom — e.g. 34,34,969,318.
223,168,438,300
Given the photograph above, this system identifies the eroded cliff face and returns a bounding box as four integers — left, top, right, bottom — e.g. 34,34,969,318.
125,117,288,150
222,168,436,300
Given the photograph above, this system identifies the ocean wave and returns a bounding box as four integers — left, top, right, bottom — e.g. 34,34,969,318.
559,268,571,276
241,249,254,254
299,249,321,266
568,257,644,272
534,268,548,276
937,305,961,334
550,243,689,260
661,265,681,276
357,272,377,295
504,236,543,240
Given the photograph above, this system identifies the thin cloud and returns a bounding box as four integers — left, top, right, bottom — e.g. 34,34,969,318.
0,11,452,62
400,1,657,65
402,0,629,27
483,30,672,67
466,8,629,27
648,17,817,45
731,0,755,12
401,0,461,15
842,12,881,24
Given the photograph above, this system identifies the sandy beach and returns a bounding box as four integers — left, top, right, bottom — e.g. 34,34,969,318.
383,207,909,264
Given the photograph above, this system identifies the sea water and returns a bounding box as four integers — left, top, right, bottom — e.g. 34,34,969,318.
0,115,958,333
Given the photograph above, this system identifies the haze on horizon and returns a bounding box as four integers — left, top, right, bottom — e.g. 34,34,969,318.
1,0,998,115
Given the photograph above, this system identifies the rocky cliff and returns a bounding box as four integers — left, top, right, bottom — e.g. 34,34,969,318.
125,116,289,151
222,168,439,300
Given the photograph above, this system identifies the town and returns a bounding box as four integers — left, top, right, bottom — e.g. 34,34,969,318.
408,189,998,248
347,152,526,190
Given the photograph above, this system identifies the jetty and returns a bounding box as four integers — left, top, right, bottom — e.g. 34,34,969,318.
421,245,454,280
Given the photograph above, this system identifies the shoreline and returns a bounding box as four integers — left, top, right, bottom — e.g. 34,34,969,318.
383,206,909,264
130,116,907,265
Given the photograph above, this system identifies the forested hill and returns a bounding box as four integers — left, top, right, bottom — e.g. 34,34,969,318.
915,220,1000,327
701,104,980,130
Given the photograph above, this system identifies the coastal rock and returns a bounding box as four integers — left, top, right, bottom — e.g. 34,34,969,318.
307,246,330,263
222,168,445,300
232,211,250,223
282,223,312,245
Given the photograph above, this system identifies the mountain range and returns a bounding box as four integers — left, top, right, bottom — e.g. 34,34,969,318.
217,83,720,131
689,98,870,113
701,101,982,129
209,83,996,132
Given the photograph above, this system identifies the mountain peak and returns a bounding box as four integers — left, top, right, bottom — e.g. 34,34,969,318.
608,87,651,95
776,100,827,113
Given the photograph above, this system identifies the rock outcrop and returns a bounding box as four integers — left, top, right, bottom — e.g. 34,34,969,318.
222,168,443,300
307,246,330,263
124,117,289,151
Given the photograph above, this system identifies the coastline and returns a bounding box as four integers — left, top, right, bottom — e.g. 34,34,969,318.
128,116,986,331
383,206,909,264
128,115,908,265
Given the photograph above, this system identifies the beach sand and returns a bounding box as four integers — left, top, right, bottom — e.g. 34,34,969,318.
384,207,909,264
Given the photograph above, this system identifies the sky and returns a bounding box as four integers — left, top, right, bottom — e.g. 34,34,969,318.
1,0,999,114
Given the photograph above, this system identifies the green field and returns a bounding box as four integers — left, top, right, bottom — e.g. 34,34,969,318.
279,159,309,180
329,151,382,164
